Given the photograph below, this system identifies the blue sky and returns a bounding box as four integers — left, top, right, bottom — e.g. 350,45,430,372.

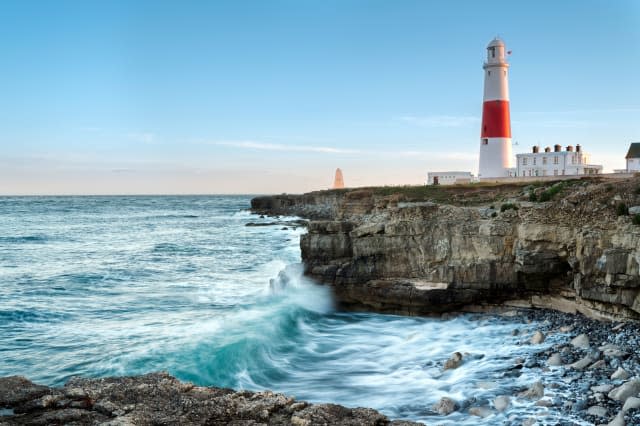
1,0,639,194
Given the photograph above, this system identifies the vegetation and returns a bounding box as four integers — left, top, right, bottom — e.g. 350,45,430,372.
616,202,629,216
500,203,519,212
633,214,640,225
536,180,581,202
528,190,538,202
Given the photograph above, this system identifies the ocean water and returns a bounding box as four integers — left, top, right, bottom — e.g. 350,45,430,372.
0,196,581,424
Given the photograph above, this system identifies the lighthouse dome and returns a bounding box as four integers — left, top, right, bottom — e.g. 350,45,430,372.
487,37,505,48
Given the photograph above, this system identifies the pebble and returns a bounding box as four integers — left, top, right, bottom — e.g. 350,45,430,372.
611,367,630,380
530,331,546,344
493,395,510,412
608,379,640,402
443,352,463,370
586,405,608,418
622,396,640,412
571,333,590,349
432,397,458,415
547,353,562,366
569,355,594,370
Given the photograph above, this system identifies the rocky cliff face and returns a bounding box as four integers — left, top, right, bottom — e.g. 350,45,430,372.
254,178,640,321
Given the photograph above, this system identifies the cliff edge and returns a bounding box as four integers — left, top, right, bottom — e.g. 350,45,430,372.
252,178,640,321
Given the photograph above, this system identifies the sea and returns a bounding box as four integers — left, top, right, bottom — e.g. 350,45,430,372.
0,195,584,424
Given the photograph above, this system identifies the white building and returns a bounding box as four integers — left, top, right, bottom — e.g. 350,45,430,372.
515,144,603,177
427,171,474,185
625,143,640,172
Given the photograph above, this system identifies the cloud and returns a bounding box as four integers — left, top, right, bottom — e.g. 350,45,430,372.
211,140,359,154
127,132,156,144
398,115,480,128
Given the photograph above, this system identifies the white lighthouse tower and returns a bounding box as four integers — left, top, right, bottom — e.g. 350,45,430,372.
478,37,512,179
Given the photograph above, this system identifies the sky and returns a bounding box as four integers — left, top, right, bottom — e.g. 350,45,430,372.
1,0,639,195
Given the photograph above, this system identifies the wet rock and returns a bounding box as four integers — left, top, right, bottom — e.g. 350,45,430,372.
590,360,607,370
468,406,492,418
443,352,463,370
547,353,563,366
493,395,510,412
432,397,458,415
592,384,614,393
612,367,631,380
0,376,50,407
569,355,594,370
571,333,590,349
608,412,625,426
519,381,544,400
600,343,628,358
530,331,545,344
623,396,640,412
608,379,640,402
586,405,608,418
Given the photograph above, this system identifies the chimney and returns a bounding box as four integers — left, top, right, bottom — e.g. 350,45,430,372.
566,145,574,152
576,144,582,153
554,144,561,152
544,147,551,153
532,146,539,153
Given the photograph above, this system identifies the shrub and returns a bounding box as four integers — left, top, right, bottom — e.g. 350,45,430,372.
528,190,538,202
633,214,640,225
605,184,614,192
635,186,640,195
538,182,566,202
500,203,519,212
616,202,629,216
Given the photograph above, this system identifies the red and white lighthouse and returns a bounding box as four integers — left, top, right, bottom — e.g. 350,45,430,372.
478,37,512,179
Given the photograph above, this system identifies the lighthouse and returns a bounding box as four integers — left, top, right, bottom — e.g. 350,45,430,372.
478,37,512,179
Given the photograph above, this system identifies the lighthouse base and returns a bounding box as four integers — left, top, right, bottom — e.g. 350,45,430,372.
478,138,512,179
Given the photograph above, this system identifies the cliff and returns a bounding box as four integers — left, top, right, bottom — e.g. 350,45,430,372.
0,373,420,425
252,178,640,321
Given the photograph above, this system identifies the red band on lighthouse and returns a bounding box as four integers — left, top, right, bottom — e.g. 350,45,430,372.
481,100,511,138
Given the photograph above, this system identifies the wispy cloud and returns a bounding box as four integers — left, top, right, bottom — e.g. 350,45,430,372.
398,115,480,128
127,132,156,144
211,140,359,154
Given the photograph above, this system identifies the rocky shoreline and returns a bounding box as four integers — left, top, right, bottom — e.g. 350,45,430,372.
2,309,640,425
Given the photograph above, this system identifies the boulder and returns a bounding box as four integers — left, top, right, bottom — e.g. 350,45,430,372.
443,352,463,370
468,406,493,418
519,382,544,400
612,368,631,381
547,353,562,366
432,397,458,415
608,379,640,402
530,331,545,344
586,405,608,418
569,356,594,370
623,396,640,412
493,396,510,412
570,333,590,349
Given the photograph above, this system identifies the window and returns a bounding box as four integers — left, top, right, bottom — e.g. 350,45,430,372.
543,157,547,165
482,139,488,145
554,170,558,176
522,158,527,165
533,158,537,165
503,70,506,76
553,157,559,165
571,155,575,164
490,47,495,58
488,71,491,76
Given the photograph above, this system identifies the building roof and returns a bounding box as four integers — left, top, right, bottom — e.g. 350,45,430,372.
626,142,640,159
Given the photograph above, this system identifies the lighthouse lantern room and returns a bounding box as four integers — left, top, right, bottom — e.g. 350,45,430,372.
478,37,512,179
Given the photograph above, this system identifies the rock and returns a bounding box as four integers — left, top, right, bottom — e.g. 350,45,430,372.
493,396,510,412
586,405,608,418
569,355,594,370
476,381,498,390
629,206,640,215
608,379,640,402
559,324,575,333
600,343,628,358
547,353,562,366
590,360,607,370
0,373,422,426
623,396,640,412
571,333,590,349
468,406,493,418
519,382,544,400
432,397,458,415
592,384,614,393
607,412,625,426
612,368,631,380
443,352,463,370
530,331,545,344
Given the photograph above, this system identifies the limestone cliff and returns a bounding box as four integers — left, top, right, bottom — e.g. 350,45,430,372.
252,178,640,321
